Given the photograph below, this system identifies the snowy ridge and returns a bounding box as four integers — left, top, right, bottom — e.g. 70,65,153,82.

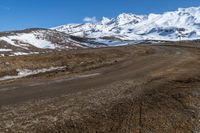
0,32,56,49
52,6,200,41
0,29,100,56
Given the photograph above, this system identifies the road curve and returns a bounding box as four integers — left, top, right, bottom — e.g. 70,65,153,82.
0,45,195,105
0,44,200,133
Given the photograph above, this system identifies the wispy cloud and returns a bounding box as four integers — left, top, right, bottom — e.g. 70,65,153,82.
0,5,10,11
83,17,97,23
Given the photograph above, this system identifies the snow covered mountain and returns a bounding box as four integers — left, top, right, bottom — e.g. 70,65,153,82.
0,6,200,57
0,28,107,56
52,6,200,42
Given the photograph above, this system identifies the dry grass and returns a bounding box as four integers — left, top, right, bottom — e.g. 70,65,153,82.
0,46,150,78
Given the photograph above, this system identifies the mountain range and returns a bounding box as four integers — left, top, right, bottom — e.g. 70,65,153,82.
53,6,200,42
0,6,200,56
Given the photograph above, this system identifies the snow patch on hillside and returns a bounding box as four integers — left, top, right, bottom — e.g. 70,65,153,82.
0,66,66,81
0,49,12,52
0,33,55,49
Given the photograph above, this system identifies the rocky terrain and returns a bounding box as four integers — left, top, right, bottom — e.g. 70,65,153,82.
0,42,200,132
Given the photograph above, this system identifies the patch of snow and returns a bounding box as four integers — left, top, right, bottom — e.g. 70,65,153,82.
0,66,66,81
8,52,41,56
0,33,56,49
12,52,30,56
94,39,128,46
0,49,12,52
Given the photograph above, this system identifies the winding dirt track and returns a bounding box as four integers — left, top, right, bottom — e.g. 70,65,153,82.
0,44,200,133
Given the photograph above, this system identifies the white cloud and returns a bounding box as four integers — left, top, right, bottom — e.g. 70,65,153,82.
83,17,97,23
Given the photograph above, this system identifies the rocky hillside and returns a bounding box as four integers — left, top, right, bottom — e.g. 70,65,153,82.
0,28,107,56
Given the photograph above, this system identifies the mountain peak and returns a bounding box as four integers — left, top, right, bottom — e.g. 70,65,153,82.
101,17,112,25
178,6,200,12
115,13,145,25
53,6,200,41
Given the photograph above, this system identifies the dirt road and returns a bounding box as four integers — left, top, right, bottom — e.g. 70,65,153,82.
0,44,200,133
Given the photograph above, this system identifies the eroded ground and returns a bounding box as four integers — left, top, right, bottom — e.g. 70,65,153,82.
0,43,200,133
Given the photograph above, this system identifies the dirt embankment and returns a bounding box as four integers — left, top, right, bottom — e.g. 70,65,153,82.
0,43,200,133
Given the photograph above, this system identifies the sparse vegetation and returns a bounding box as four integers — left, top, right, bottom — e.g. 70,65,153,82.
0,45,150,79
0,43,200,133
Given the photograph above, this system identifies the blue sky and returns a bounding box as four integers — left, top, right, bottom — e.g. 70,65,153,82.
0,0,200,31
